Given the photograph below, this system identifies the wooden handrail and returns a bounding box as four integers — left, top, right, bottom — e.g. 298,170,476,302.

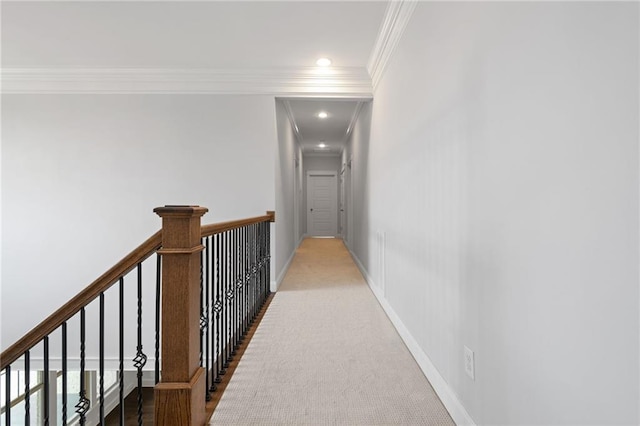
0,230,163,370
200,211,275,238
0,210,275,371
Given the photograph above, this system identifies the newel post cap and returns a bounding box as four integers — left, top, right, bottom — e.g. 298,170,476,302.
154,205,208,218
266,210,275,222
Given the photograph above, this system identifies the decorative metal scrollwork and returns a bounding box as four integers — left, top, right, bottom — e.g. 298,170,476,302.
75,394,90,417
200,314,208,331
133,351,147,370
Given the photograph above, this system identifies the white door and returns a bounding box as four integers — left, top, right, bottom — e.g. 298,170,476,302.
307,172,338,236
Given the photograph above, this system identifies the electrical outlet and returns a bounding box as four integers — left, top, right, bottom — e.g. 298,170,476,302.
464,346,475,380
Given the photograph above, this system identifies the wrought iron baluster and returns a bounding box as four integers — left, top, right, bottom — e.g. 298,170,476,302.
234,227,241,349
62,322,67,425
155,253,161,385
256,223,261,318
118,277,125,425
266,221,270,299
134,263,147,426
225,231,233,368
44,336,50,426
24,350,30,425
222,231,228,373
259,222,264,305
222,231,228,368
254,223,259,317
257,222,262,308
238,226,243,338
209,235,218,392
264,222,269,302
4,366,10,425
99,292,105,425
205,236,211,400
253,222,264,310
247,224,257,329
200,238,205,369
244,228,248,330
267,218,272,297
237,225,242,335
232,228,237,350
76,308,90,425
251,223,260,323
265,221,270,302
249,224,254,327
262,221,267,306
244,225,250,338
243,225,248,335
214,233,223,383
252,223,258,322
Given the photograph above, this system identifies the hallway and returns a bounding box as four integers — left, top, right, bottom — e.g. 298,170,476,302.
210,238,453,425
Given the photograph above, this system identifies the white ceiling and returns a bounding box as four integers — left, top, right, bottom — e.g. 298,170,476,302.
2,1,387,69
1,1,390,155
284,98,363,155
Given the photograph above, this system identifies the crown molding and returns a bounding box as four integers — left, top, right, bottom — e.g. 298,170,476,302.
1,67,374,96
282,100,303,143
344,101,365,144
367,0,417,91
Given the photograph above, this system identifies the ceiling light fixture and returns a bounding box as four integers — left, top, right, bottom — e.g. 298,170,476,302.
316,58,332,67
317,111,328,119
318,143,327,148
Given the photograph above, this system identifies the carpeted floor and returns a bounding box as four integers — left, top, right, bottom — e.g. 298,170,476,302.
210,237,454,425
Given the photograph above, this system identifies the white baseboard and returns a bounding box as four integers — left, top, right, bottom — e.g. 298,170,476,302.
348,249,476,426
273,235,304,291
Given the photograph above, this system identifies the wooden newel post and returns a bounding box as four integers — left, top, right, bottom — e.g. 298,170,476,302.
153,205,208,426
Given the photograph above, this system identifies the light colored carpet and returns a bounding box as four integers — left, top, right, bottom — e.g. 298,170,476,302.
210,238,454,425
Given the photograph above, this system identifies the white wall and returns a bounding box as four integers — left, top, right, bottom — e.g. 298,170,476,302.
302,155,341,235
274,99,303,287
349,2,639,424
343,103,371,263
2,94,277,358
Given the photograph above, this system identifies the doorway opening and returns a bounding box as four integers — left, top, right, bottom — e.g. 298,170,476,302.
306,170,338,237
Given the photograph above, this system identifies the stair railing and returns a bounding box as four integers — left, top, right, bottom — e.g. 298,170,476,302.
0,205,275,425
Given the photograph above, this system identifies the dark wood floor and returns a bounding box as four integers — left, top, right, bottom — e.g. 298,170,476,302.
104,387,154,426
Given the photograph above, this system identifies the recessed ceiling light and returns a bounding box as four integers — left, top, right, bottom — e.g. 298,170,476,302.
316,58,332,67
318,143,326,148
317,111,328,119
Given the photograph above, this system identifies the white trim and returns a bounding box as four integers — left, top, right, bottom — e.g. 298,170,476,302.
306,170,339,237
366,0,418,90
306,171,338,176
283,100,303,143
274,235,303,291
1,67,374,96
345,101,365,143
347,247,476,426
304,152,342,158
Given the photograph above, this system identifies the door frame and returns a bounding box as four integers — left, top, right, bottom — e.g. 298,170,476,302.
306,170,338,237
339,167,346,238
